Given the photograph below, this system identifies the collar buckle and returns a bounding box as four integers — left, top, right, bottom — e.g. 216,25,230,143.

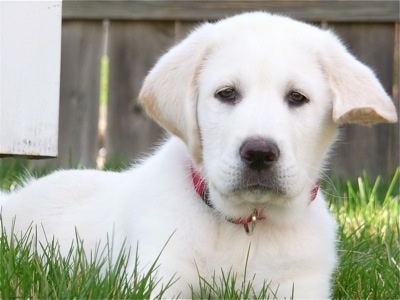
243,210,258,235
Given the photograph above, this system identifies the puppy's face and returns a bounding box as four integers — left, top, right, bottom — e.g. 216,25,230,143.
196,28,337,218
140,12,397,222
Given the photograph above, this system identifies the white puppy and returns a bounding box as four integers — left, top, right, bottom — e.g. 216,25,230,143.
0,12,397,298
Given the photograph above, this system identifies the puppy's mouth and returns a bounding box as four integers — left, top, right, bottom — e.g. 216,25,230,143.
233,177,285,196
242,184,278,194
228,182,287,205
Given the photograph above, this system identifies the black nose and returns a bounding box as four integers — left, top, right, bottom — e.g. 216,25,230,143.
239,138,280,171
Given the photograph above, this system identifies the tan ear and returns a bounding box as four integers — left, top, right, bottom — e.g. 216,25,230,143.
139,23,213,163
323,31,398,125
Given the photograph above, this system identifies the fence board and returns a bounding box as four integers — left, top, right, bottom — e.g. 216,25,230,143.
62,0,399,22
328,23,399,178
106,21,175,162
33,21,103,168
0,1,61,157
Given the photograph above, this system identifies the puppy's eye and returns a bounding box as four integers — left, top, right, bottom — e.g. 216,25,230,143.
287,91,309,107
215,87,238,103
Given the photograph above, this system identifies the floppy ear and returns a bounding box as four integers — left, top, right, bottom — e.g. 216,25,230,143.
139,23,213,164
323,31,398,125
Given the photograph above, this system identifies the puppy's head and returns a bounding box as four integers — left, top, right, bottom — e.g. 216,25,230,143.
140,12,397,221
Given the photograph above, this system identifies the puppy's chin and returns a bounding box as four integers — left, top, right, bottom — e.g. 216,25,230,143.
233,187,285,204
209,186,298,221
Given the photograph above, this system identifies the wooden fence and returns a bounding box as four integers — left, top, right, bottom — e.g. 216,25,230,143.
33,0,399,178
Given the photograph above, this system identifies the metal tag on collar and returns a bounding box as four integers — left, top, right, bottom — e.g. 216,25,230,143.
243,210,258,235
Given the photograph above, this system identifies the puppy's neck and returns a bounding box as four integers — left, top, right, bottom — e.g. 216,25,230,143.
190,166,320,235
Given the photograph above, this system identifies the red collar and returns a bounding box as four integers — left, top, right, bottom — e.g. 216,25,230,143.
191,167,319,233
310,180,320,202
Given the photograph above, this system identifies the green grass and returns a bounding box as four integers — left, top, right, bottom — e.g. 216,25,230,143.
0,224,176,299
0,159,399,299
329,170,399,299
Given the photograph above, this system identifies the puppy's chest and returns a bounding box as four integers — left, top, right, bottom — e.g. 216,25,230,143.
190,229,297,280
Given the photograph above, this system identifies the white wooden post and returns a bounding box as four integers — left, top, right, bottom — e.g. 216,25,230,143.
0,0,62,157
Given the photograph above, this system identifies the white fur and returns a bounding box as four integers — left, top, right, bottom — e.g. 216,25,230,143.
1,12,397,299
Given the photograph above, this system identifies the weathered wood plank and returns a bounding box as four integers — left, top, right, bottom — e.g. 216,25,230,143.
33,21,103,168
62,0,399,22
0,1,62,157
328,23,399,178
106,21,175,162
